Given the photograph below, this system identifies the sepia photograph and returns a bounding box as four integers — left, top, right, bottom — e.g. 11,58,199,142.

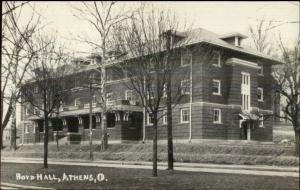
1,1,299,189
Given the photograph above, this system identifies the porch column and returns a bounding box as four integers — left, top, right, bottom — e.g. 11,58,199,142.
62,118,68,133
247,124,251,141
78,116,84,134
95,114,101,128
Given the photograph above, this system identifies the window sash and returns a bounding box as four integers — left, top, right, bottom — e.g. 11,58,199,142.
181,80,190,95
213,109,221,123
212,80,221,95
181,109,190,123
163,110,167,125
257,88,263,101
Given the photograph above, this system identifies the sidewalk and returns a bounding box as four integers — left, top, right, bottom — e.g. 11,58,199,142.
2,157,299,178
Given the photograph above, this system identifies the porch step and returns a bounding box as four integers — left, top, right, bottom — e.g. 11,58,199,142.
58,136,69,145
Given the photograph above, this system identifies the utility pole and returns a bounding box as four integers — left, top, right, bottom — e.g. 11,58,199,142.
89,82,93,161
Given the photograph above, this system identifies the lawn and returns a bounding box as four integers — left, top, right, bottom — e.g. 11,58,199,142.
1,163,299,190
2,142,299,166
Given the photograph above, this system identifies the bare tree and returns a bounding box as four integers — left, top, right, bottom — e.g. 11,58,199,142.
272,37,300,156
1,1,41,148
249,19,275,55
21,35,70,168
71,1,131,150
110,4,198,176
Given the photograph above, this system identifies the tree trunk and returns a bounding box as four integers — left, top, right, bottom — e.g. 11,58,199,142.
166,73,174,170
101,114,108,151
295,130,299,156
44,113,49,169
1,127,4,149
10,104,17,151
1,103,13,148
152,113,158,177
10,106,17,151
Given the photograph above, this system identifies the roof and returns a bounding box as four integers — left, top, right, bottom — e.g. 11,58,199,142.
219,32,248,39
178,27,282,64
38,27,283,77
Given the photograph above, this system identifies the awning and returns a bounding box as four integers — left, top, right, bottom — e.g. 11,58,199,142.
239,112,259,128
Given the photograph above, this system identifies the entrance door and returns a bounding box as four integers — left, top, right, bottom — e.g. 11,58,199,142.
121,112,143,141
241,122,251,140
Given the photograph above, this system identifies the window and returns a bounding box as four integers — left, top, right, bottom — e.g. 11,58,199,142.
213,109,222,124
180,108,190,123
25,107,30,116
34,86,38,93
147,113,154,126
33,123,36,133
33,108,38,115
147,86,155,99
149,58,155,72
125,90,134,101
181,49,192,66
258,66,263,75
259,114,264,127
163,83,167,97
212,80,221,95
241,72,251,111
25,125,29,134
257,88,264,102
106,92,113,102
163,110,167,125
212,51,221,67
74,98,80,106
92,96,96,104
181,80,190,95
75,78,80,88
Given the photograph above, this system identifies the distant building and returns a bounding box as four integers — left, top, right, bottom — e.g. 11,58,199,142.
20,28,281,144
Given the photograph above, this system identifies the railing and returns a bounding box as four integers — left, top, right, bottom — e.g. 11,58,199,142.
83,103,97,109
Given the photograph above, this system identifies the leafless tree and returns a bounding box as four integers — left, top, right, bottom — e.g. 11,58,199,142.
1,1,41,148
272,37,300,156
111,3,218,175
249,19,275,55
21,35,70,168
71,1,132,151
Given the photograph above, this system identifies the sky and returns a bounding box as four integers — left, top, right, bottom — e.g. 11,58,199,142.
22,1,300,55
3,1,300,128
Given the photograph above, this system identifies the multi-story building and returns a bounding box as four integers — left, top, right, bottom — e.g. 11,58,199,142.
20,28,281,144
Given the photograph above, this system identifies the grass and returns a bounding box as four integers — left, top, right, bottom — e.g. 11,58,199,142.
1,162,299,190
2,142,299,166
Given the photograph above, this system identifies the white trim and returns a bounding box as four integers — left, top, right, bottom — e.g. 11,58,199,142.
106,92,113,102
162,110,167,125
212,79,221,95
226,58,260,69
257,88,264,102
180,108,190,123
181,79,190,95
74,98,80,107
125,90,134,101
212,51,221,67
163,83,167,98
213,108,222,124
34,86,39,93
259,114,264,127
25,107,30,116
180,49,192,67
147,113,153,126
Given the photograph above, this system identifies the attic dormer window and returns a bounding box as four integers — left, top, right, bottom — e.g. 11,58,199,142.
235,36,241,46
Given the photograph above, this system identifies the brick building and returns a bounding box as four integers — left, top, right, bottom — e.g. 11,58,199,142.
20,28,281,144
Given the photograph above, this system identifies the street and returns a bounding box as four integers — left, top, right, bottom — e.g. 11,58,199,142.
1,162,299,190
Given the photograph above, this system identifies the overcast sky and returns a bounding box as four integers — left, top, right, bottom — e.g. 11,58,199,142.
22,1,299,56
4,1,300,126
